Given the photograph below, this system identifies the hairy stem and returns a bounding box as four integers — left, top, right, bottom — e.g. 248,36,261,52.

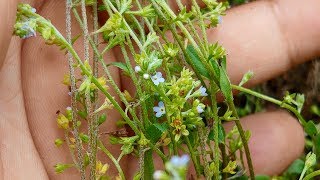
98,141,126,179
66,0,85,178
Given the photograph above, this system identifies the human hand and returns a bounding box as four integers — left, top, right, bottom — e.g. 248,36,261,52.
0,0,319,179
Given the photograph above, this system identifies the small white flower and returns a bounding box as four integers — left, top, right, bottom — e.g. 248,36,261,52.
143,73,150,79
218,16,223,24
199,86,208,96
153,101,166,117
134,66,141,73
153,170,165,180
197,105,205,114
68,91,72,96
151,72,165,86
21,23,36,39
31,8,37,13
66,107,72,111
170,155,190,167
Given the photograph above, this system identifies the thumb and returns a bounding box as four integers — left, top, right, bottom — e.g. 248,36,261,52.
0,0,18,67
0,0,42,68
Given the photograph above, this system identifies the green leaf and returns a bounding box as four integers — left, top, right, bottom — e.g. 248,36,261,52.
143,32,159,49
102,34,125,53
209,58,220,79
108,62,129,74
133,172,141,180
311,105,320,117
219,67,233,102
208,123,225,143
98,114,107,126
186,45,210,78
314,134,320,157
255,175,270,180
305,121,318,137
147,52,163,72
221,56,227,70
146,123,168,143
239,71,254,87
71,34,81,45
80,133,89,143
285,159,304,174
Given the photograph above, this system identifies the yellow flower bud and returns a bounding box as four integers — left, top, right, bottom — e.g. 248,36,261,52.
62,74,71,86
91,76,108,90
57,114,69,129
54,138,64,147
96,161,109,175
123,90,135,102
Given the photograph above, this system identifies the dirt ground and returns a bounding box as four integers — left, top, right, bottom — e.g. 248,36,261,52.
262,59,320,120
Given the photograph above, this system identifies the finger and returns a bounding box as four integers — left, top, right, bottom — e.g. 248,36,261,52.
0,0,42,68
127,110,304,177
21,1,124,179
224,110,305,175
208,0,320,86
0,39,49,179
0,0,18,67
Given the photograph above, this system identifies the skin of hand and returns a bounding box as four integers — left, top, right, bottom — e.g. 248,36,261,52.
0,0,319,179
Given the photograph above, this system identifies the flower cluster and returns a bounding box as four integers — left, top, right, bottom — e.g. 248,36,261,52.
14,4,66,48
151,68,208,141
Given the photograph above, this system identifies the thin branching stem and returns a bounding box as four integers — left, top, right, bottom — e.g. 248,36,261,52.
98,141,126,180
65,1,85,178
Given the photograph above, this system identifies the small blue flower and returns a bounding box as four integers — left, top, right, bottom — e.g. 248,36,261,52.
197,105,205,114
151,72,165,86
218,16,223,24
21,22,36,39
153,101,166,117
199,86,208,96
170,155,190,167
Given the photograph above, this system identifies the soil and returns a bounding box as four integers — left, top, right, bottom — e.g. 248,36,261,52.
262,59,320,120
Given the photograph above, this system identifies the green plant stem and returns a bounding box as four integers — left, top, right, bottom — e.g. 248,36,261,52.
65,12,167,161
239,148,245,170
198,127,211,179
231,85,307,126
303,170,320,180
134,0,164,52
98,141,126,179
228,101,255,180
210,83,220,180
150,0,214,96
88,0,99,179
176,0,208,57
80,1,96,178
219,144,228,180
152,0,204,59
128,14,146,42
63,37,140,134
65,1,85,178
102,0,144,51
138,148,145,180
72,8,145,131
190,0,209,56
122,37,151,127
185,136,201,177
64,131,78,168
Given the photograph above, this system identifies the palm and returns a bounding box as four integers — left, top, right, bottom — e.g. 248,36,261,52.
1,0,319,179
